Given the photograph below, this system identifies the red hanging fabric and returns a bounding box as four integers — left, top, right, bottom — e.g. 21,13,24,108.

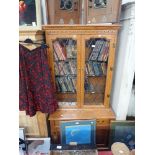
19,44,58,116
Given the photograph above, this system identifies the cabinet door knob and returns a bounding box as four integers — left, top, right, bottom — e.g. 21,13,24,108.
107,94,110,98
110,67,113,71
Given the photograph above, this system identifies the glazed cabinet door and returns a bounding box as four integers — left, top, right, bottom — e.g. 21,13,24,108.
81,35,116,108
46,35,81,109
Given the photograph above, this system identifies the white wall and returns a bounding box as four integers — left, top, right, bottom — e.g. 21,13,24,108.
111,2,135,120
122,0,135,5
127,85,135,116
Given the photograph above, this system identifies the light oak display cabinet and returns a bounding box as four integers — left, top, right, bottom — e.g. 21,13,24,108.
43,25,120,148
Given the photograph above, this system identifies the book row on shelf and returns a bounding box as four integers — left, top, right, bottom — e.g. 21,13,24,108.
53,38,109,62
86,61,107,76
88,39,109,62
56,77,77,93
55,76,98,93
54,61,77,76
53,40,77,60
54,60,107,77
85,78,95,93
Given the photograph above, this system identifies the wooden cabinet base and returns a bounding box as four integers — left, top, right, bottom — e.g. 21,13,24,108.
49,108,115,147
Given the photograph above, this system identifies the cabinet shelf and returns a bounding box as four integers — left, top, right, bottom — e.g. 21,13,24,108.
55,74,77,77
55,58,77,62
85,60,108,63
86,75,106,77
85,92,104,94
56,92,76,94
56,74,106,77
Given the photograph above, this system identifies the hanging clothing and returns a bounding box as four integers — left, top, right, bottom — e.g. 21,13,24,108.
19,44,58,116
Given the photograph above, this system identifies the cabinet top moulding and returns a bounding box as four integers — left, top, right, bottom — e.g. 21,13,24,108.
42,24,121,31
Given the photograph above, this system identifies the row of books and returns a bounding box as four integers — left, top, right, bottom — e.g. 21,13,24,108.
88,39,109,62
85,62,107,76
56,77,77,93
56,77,95,93
54,61,77,75
53,40,77,61
84,78,95,93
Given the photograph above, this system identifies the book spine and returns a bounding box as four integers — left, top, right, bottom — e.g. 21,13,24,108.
93,62,100,76
55,77,61,92
53,50,58,61
61,46,67,60
63,77,70,91
54,41,66,60
58,62,65,75
98,41,106,61
67,77,75,92
89,40,103,61
59,77,67,92
54,62,60,75
103,42,109,62
101,62,107,75
97,62,103,76
71,77,77,92
69,61,77,75
88,62,95,76
53,41,62,60
85,63,89,75
87,63,91,75
84,78,89,92
84,78,94,92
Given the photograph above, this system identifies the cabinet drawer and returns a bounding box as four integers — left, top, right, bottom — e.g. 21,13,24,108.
52,119,110,127
96,119,110,126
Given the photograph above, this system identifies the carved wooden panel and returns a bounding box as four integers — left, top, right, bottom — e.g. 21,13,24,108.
47,0,81,24
86,0,122,24
46,30,117,36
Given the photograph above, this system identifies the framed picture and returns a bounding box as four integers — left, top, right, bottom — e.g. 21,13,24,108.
19,0,42,31
26,138,50,154
109,121,135,150
60,120,96,145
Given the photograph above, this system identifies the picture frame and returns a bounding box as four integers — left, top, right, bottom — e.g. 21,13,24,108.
60,120,96,145
109,121,135,150
19,0,42,31
26,138,50,154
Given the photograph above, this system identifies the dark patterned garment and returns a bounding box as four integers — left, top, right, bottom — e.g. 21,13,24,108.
19,44,58,116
